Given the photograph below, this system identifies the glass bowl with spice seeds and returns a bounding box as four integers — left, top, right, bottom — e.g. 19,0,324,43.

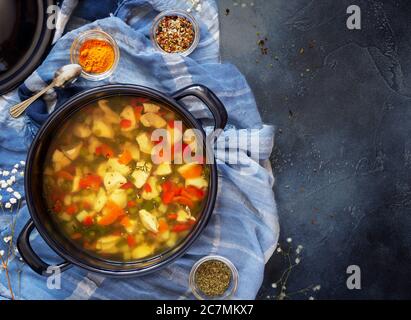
189,256,239,300
70,29,120,81
151,9,200,56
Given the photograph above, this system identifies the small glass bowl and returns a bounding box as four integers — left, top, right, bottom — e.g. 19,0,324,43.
189,255,239,300
150,9,200,56
70,29,120,81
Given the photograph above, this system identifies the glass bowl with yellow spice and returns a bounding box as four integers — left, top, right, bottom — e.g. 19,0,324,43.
70,30,120,81
189,255,239,300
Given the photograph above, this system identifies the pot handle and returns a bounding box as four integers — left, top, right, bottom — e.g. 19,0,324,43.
17,220,71,276
172,84,228,131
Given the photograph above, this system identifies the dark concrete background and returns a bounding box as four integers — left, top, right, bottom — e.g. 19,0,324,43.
70,0,411,299
217,0,411,299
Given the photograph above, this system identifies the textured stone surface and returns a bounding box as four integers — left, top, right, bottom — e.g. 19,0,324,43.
218,0,411,299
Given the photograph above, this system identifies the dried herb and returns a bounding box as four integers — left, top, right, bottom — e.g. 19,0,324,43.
155,15,195,53
195,260,232,296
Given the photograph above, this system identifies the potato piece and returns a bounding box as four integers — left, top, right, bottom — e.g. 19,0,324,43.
141,176,160,200
93,117,114,139
143,103,160,113
94,188,107,212
139,209,159,233
76,210,90,223
131,161,152,188
96,162,108,178
104,172,127,192
176,209,192,223
154,163,172,176
120,105,137,131
96,235,121,253
108,189,127,209
52,149,71,171
123,219,138,234
124,142,140,161
88,136,101,154
107,158,131,176
132,244,154,259
136,132,154,154
61,142,83,161
73,123,91,138
185,176,208,189
98,99,120,124
72,168,82,193
140,113,167,129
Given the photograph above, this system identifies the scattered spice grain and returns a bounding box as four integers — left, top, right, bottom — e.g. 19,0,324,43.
194,260,232,297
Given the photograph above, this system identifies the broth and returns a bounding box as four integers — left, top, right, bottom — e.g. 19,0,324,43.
43,96,209,261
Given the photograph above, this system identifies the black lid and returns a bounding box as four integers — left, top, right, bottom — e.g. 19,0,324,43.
0,0,56,94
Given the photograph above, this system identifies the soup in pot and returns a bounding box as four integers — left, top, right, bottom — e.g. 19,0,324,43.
42,96,209,261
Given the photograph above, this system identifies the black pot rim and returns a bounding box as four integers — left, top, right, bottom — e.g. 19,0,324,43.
24,84,219,276
0,0,56,94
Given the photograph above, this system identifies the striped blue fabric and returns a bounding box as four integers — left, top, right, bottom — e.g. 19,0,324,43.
0,0,279,300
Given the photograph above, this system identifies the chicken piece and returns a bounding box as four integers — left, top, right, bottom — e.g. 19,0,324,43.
73,123,91,138
140,113,167,129
61,142,83,161
104,172,127,192
136,132,154,154
143,103,160,113
131,161,152,188
98,99,120,124
138,209,159,233
52,149,71,171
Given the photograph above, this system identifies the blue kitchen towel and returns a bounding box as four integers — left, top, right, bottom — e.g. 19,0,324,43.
0,0,279,300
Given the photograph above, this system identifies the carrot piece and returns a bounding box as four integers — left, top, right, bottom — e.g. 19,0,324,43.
66,204,78,215
127,200,136,208
120,216,130,227
181,186,205,202
172,224,192,233
71,233,82,240
158,220,169,233
143,183,152,193
118,149,132,165
56,170,74,181
79,174,102,191
179,164,203,179
127,235,136,248
120,119,132,129
98,201,124,226
121,181,134,190
133,106,144,121
172,196,194,208
83,216,94,226
52,201,62,213
95,144,114,158
167,213,178,220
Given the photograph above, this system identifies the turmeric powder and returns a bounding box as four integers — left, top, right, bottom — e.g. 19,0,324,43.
78,39,115,74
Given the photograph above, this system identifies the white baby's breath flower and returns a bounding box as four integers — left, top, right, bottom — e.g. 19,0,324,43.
5,202,11,209
286,237,292,243
0,195,2,201
0,250,4,257
276,247,282,253
271,283,277,288
1,182,7,189
14,164,19,169
295,257,301,264
313,285,321,292
20,161,26,166
13,191,21,200
20,171,24,177
0,171,2,176
2,171,9,177
11,169,17,174
6,187,13,193
308,296,315,300
9,198,17,204
3,236,12,243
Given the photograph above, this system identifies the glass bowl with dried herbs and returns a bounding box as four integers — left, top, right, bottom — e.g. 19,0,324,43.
189,255,239,300
150,9,200,56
